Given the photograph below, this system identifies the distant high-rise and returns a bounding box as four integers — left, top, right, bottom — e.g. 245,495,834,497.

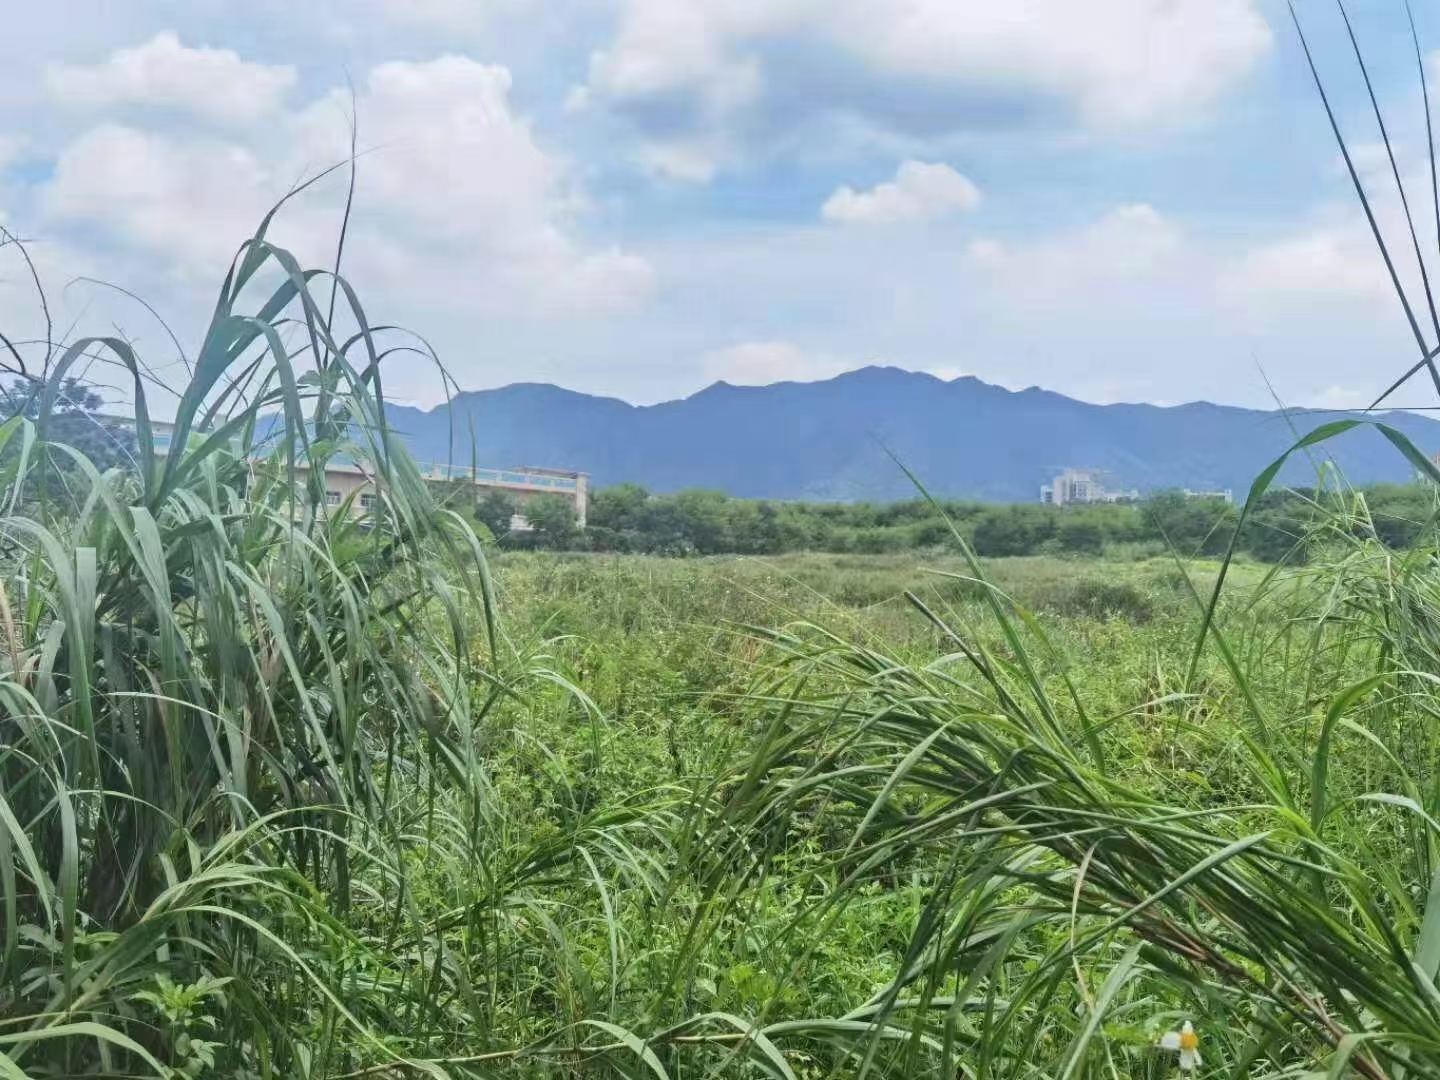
1040,468,1137,506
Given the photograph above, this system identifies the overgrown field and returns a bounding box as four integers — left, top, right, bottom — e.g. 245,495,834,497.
10,163,1440,1077
475,542,1440,1077
17,378,1440,1079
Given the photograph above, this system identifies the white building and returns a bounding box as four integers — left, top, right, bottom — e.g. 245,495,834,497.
1040,468,1138,506
1182,488,1233,504
125,418,588,523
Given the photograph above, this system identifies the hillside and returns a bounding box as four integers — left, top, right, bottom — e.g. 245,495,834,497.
380,367,1440,501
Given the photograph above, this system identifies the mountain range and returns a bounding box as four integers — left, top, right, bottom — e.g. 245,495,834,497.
377,366,1440,503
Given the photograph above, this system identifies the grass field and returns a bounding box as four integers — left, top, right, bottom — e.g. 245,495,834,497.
413,542,1435,1077
9,185,1440,1078
15,417,1440,1079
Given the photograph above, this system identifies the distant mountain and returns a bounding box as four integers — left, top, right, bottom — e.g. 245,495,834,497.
375,367,1440,503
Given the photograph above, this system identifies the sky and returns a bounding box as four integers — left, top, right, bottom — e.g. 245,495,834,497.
2,0,1440,412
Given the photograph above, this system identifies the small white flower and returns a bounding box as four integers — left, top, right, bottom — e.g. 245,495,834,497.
1160,1020,1201,1071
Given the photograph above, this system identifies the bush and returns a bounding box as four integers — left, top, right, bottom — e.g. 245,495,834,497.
1051,577,1155,622
1058,514,1105,554
973,506,1059,557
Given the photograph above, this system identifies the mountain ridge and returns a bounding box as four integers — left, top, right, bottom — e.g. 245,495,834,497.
378,367,1440,502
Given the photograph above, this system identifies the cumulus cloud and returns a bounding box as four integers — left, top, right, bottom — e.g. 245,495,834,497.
640,200,1245,404
0,232,155,398
822,161,979,225
42,124,285,274
296,57,654,314
637,138,728,184
45,32,297,127
941,199,1414,407
965,238,1004,262
584,0,1271,179
1219,162,1427,317
1228,227,1391,302
40,55,653,312
701,340,854,385
295,59,565,242
967,203,1184,294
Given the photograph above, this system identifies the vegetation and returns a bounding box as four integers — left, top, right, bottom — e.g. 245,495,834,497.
12,246,1440,1074
13,10,1440,1079
467,480,1438,563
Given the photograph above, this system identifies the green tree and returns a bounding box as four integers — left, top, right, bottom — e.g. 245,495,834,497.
1,376,136,509
525,494,580,549
474,490,517,540
973,506,1058,557
589,482,650,533
1366,483,1436,549
1058,513,1105,555
1238,491,1315,563
1143,491,1234,556
670,489,730,553
2,376,135,471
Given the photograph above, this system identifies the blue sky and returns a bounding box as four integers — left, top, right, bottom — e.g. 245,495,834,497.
0,0,1437,410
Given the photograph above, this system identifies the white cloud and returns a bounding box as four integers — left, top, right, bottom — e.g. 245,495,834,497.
294,59,564,241
375,0,539,30
938,200,1416,408
822,160,979,225
702,340,855,385
588,1,767,109
1221,163,1429,314
1228,226,1390,302
966,238,1004,262
638,138,726,183
1343,142,1402,185
0,136,22,173
563,85,592,113
1308,385,1371,410
42,124,280,275
853,0,1269,126
45,32,297,127
0,235,150,396
968,203,1184,290
40,55,654,314
637,200,1225,405
294,56,654,314
586,0,1271,177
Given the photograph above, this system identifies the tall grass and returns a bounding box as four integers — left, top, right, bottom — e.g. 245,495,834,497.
722,535,1440,1079
0,207,934,1076
0,208,507,1073
0,213,735,1077
10,7,1440,1079
691,9,1440,1079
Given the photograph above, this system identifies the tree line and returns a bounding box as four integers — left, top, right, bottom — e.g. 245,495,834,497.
3,378,1430,564
452,481,1440,561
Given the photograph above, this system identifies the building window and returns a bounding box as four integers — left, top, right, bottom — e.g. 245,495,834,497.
360,493,377,512
326,490,341,506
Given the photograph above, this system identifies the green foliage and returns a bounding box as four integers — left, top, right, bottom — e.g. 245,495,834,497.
575,482,1437,563
0,223,563,1078
523,492,580,548
474,487,517,538
0,376,133,470
15,14,1440,1074
0,376,137,509
17,254,1440,1080
1058,510,1107,554
972,503,1060,555
132,975,229,1079
1144,489,1236,555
